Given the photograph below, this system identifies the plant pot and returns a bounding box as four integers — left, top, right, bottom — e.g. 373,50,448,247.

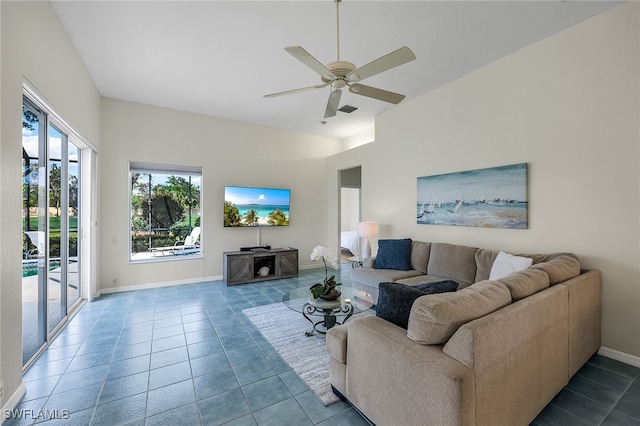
319,288,341,301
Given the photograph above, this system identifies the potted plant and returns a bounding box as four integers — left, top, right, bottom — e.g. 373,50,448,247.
309,245,342,300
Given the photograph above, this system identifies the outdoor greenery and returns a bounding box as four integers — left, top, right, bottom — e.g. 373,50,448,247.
23,231,78,258
22,104,80,259
130,172,201,252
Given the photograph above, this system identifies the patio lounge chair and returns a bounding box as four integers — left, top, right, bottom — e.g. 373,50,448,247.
151,227,200,256
24,231,45,258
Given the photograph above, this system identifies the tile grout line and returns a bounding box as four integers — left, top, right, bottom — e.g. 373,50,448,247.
596,376,638,426
18,269,367,426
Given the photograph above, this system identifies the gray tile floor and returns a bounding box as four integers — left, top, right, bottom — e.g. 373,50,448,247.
6,266,640,425
533,355,640,425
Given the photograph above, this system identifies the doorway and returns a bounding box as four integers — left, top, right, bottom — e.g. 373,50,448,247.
22,94,88,366
339,167,361,264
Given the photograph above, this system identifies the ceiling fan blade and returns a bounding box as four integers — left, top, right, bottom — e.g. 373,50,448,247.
324,89,342,118
349,84,405,104
285,46,336,80
264,83,328,98
346,46,416,82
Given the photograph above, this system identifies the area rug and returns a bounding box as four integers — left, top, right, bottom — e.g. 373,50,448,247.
242,302,372,406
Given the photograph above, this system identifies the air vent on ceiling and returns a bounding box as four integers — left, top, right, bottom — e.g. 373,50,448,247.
338,105,358,114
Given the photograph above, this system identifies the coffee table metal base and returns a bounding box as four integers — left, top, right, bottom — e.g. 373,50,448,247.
302,302,354,336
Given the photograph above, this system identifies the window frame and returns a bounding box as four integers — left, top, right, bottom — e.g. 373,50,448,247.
128,161,203,263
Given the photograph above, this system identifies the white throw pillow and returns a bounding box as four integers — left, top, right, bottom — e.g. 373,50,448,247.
489,251,533,280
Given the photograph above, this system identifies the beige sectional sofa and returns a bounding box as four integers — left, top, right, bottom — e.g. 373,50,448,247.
327,241,602,426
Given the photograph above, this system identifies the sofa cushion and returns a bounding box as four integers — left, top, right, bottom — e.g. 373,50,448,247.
362,257,376,268
407,281,512,345
497,268,549,301
374,238,412,270
376,281,458,329
427,243,478,284
475,248,500,282
410,241,431,274
529,254,580,285
489,251,533,280
351,268,425,289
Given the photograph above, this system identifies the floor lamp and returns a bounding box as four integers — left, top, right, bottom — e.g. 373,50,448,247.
357,221,378,260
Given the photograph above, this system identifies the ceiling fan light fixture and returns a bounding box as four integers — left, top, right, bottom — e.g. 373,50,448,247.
348,74,360,82
332,79,346,89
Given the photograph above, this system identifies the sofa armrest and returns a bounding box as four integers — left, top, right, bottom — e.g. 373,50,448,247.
344,316,474,426
327,324,349,396
443,284,569,426
558,269,602,376
362,256,376,268
326,324,348,363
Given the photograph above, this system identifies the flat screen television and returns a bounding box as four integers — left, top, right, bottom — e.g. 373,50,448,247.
224,186,290,227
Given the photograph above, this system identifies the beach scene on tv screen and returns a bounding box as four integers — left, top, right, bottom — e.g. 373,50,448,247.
224,186,290,227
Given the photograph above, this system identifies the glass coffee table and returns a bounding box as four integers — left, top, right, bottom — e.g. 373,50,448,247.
282,285,374,336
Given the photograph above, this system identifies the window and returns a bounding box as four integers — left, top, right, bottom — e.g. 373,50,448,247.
129,162,202,262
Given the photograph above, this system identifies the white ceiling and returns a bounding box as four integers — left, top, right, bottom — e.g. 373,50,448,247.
50,1,620,140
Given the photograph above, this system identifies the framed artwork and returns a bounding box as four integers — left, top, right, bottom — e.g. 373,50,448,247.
417,163,528,229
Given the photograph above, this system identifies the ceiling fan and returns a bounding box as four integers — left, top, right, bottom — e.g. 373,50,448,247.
264,0,416,119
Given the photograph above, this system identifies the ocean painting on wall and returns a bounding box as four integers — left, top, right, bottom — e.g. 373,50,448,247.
417,163,528,229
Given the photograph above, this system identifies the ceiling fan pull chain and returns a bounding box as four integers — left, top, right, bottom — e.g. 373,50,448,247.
336,0,341,62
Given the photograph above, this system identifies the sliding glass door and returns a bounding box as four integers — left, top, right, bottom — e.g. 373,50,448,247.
22,99,47,363
22,96,84,364
47,124,65,332
67,143,81,308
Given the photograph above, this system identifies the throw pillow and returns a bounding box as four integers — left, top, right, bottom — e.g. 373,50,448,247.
489,251,533,280
415,280,459,294
376,280,458,329
374,238,412,271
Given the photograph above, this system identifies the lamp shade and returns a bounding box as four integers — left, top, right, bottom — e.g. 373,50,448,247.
357,222,378,237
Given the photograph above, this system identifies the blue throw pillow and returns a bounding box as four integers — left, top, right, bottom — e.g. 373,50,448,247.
415,280,459,294
374,238,412,271
376,280,458,329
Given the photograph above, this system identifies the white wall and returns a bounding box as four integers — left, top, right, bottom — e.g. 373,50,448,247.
329,2,640,358
0,1,101,407
100,98,340,290
340,187,360,232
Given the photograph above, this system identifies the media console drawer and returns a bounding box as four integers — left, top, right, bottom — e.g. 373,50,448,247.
223,248,298,285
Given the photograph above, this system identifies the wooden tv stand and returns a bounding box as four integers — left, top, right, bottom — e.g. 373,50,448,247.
223,247,298,286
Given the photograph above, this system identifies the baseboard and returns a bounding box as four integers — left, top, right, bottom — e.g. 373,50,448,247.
598,346,640,368
300,264,324,271
1,382,26,425
96,265,321,296
98,275,223,295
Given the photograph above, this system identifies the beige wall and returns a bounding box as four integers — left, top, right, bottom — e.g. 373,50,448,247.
100,98,340,290
0,1,101,407
329,2,640,358
340,188,360,232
